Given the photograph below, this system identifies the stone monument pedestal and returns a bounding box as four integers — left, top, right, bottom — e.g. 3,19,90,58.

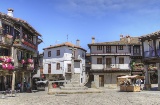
60,73,88,90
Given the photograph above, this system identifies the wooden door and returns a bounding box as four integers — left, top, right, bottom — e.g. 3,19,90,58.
99,75,104,87
106,58,111,68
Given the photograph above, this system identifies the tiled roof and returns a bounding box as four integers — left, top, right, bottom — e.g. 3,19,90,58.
86,53,90,56
0,12,41,36
139,30,160,39
43,42,87,51
88,37,140,46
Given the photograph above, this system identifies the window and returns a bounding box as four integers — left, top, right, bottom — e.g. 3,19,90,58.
106,46,111,53
57,50,60,56
48,64,51,74
97,46,102,50
48,51,51,57
57,63,60,70
119,57,124,64
118,46,123,50
4,25,12,34
97,58,102,64
82,53,84,57
133,46,140,54
0,48,9,56
68,64,71,72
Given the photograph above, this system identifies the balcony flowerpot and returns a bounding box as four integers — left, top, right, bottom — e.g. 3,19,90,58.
14,39,20,44
21,59,26,64
27,58,33,63
5,57,11,63
2,64,6,69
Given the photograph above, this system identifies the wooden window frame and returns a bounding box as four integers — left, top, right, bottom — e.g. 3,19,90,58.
57,63,60,70
119,57,124,64
48,51,51,57
57,50,60,56
106,58,111,66
133,46,140,54
97,58,102,64
106,46,111,53
48,64,51,74
68,64,71,72
97,46,102,50
118,46,123,50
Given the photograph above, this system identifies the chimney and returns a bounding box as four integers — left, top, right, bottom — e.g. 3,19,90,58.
127,35,131,43
7,8,14,17
92,37,95,44
76,39,80,47
120,34,123,40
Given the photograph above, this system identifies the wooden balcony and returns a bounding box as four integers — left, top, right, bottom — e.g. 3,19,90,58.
131,53,141,56
13,38,37,52
91,52,131,56
143,49,160,62
144,50,155,58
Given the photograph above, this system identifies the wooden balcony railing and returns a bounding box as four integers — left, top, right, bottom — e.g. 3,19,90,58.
132,53,141,56
0,35,13,45
91,52,131,55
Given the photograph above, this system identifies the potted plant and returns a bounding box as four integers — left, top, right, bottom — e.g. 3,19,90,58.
14,39,20,44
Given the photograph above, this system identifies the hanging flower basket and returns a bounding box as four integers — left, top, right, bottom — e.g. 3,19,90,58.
6,35,13,39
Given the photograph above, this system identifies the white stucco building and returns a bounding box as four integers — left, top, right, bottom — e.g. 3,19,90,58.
43,40,86,84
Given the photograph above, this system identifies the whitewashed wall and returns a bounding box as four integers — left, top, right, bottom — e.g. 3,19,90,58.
43,45,86,84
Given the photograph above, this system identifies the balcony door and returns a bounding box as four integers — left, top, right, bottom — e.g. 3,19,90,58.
133,46,140,55
106,46,111,53
106,58,111,68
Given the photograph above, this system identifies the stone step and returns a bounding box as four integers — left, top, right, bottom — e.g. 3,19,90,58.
60,86,88,90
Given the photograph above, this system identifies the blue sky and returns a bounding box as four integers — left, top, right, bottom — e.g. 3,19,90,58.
1,0,160,53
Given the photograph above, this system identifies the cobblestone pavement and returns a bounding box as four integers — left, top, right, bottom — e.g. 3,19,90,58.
1,88,160,105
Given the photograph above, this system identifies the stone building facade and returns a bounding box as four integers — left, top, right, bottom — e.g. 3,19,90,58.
88,35,142,88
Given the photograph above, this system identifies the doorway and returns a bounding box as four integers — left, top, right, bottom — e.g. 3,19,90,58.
99,75,104,87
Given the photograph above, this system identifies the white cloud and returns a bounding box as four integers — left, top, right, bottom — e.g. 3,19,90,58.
53,0,160,18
